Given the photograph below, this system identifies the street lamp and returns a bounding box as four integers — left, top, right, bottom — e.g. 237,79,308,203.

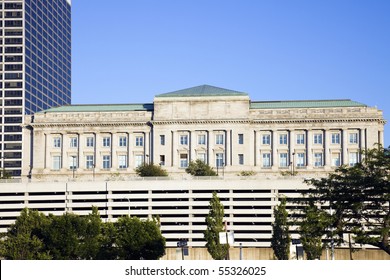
291,152,295,176
145,154,149,165
92,164,95,181
71,156,76,178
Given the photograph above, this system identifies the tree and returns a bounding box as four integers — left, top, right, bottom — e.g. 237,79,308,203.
186,159,217,176
304,145,390,255
78,206,103,260
271,197,291,260
204,192,229,259
135,163,168,177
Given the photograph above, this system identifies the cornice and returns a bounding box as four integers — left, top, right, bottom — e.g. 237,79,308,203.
29,122,150,128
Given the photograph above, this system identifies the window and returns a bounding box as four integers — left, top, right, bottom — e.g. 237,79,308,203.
297,153,305,167
313,133,323,144
160,135,165,145
103,137,111,147
102,155,111,169
118,155,127,169
135,155,144,167
180,135,188,145
296,134,305,145
180,154,188,168
238,134,244,145
216,134,224,145
86,137,94,147
332,153,340,167
279,134,288,145
53,137,61,148
279,153,288,167
216,153,224,167
314,153,323,167
262,134,271,145
119,136,127,147
160,155,165,166
238,154,244,165
69,156,78,169
349,152,358,166
198,135,206,145
262,153,271,167
349,133,358,144
135,136,144,147
331,133,340,144
70,137,77,148
86,155,94,169
52,156,61,170
197,153,206,163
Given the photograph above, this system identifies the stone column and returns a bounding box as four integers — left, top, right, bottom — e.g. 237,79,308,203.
342,129,348,166
272,130,278,169
171,130,176,167
324,129,331,167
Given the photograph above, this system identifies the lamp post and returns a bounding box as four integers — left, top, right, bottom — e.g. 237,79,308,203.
292,152,295,176
92,164,95,181
145,154,149,165
71,156,76,179
126,198,131,217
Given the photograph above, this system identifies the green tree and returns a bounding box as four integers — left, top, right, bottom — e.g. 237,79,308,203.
96,221,118,260
271,197,291,260
135,163,168,177
79,206,103,259
204,192,229,259
304,145,390,255
186,159,217,176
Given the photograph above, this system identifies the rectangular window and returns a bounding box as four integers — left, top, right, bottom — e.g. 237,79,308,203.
86,155,94,169
279,134,288,145
197,153,206,163
349,152,358,166
216,134,224,145
349,133,358,144
238,154,244,165
332,153,341,167
238,134,244,145
216,153,224,167
52,156,61,170
70,137,78,148
135,155,144,167
198,135,206,145
53,137,61,148
69,156,78,169
314,153,323,167
180,135,188,145
296,134,305,145
135,136,144,147
160,135,165,145
331,133,340,144
180,154,188,168
86,137,94,147
160,155,165,166
297,153,305,167
262,134,271,145
119,136,127,147
279,153,288,167
103,137,111,147
102,155,111,169
313,133,323,145
262,153,271,167
118,155,127,169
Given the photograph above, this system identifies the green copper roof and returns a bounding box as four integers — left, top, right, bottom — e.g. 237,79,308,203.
156,85,248,98
38,103,154,113
250,99,366,109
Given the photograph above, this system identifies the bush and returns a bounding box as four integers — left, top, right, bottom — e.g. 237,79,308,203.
185,160,217,176
135,163,168,177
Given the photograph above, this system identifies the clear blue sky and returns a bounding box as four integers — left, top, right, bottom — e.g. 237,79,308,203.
72,0,390,146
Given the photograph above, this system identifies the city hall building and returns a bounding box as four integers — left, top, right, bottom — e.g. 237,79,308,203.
22,85,385,180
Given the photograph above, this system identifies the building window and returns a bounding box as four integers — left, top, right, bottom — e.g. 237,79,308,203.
279,134,288,145
69,156,78,169
52,156,61,170
102,155,111,169
262,134,271,145
331,133,340,144
262,153,271,167
160,135,165,145
313,133,323,145
296,134,305,145
297,153,305,167
53,137,61,148
197,153,206,163
349,133,358,144
118,155,127,169
279,153,288,167
119,136,127,147
198,135,206,145
238,154,244,165
86,137,94,147
70,137,78,148
238,134,244,145
216,134,224,145
86,155,94,169
135,155,144,167
180,154,188,168
180,135,188,145
160,155,165,166
103,137,111,147
135,136,144,147
216,153,224,167
332,153,341,167
314,153,323,167
349,152,358,166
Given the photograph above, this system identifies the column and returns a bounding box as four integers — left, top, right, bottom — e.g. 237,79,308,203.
306,130,312,167
324,129,331,167
254,130,258,166
272,130,278,168
171,130,176,167
111,133,116,169
342,129,348,166
189,130,196,163
207,131,211,166
225,130,231,166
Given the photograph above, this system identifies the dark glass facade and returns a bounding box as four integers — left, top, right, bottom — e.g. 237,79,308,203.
1,0,71,177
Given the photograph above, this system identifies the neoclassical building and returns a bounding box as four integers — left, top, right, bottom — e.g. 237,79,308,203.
22,85,385,180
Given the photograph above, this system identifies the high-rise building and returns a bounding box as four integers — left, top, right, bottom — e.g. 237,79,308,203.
1,0,71,177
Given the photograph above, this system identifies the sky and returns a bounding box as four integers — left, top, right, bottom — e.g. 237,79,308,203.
71,0,390,146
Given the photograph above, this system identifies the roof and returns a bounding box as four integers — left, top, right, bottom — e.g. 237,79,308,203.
38,103,154,113
155,85,248,98
250,99,367,109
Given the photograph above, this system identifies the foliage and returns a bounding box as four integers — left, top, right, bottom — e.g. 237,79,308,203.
186,159,217,176
271,197,291,260
204,192,229,259
0,168,12,179
280,170,298,177
238,170,256,176
135,163,168,177
304,145,390,255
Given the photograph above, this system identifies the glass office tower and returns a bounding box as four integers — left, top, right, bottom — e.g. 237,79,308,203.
1,0,71,177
